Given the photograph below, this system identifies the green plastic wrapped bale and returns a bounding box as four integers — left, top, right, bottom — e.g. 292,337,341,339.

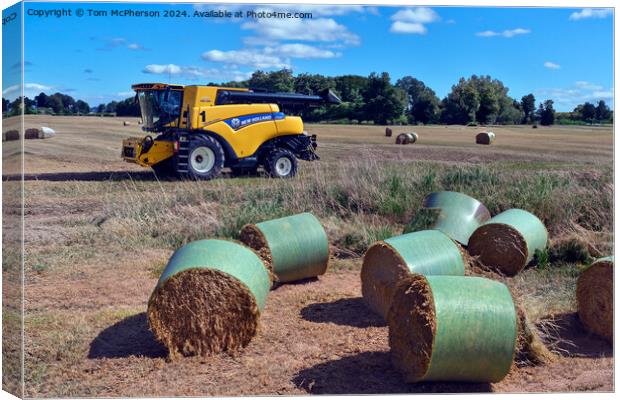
405,191,491,245
468,209,548,276
388,274,517,383
239,212,329,283
147,239,271,358
577,256,613,342
361,230,466,319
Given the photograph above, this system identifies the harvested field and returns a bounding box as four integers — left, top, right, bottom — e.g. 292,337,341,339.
2,115,613,396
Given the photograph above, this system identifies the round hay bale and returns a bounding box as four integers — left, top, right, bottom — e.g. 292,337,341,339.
468,209,548,276
385,127,393,137
406,191,491,245
24,128,40,140
476,131,495,145
532,125,538,129
123,121,131,126
239,212,329,284
577,256,613,342
395,133,409,144
395,133,415,144
138,119,143,125
388,274,517,383
360,230,466,319
3,130,19,141
40,126,55,139
147,239,271,358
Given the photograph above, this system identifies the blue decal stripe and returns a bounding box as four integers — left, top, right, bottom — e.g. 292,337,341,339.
224,113,286,130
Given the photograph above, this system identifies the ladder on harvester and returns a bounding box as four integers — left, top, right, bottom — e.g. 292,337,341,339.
176,132,190,176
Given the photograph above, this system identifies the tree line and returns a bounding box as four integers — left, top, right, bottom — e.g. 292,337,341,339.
3,69,613,126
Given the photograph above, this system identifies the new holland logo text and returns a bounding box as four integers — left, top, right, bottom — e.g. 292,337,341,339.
225,113,285,131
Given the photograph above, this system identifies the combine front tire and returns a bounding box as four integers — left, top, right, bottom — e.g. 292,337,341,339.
187,136,225,180
265,148,298,178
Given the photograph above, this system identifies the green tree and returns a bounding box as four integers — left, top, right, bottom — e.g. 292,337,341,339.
520,94,536,123
248,69,294,92
34,92,49,108
105,101,119,114
115,97,140,116
396,76,440,124
96,103,106,113
581,102,596,123
75,100,91,115
475,79,500,124
539,100,555,126
595,100,611,121
362,72,406,125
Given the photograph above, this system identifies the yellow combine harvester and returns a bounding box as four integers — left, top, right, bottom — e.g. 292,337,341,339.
121,83,341,179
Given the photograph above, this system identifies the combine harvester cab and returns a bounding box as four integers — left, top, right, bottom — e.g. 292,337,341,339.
121,83,341,180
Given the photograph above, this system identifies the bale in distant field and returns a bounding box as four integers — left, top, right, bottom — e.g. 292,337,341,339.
147,239,271,358
476,131,495,145
3,130,19,141
24,128,40,139
361,230,466,319
40,126,55,139
138,119,143,125
404,191,491,245
123,121,131,126
395,132,417,144
385,127,392,137
532,125,538,129
468,209,548,276
395,133,409,144
239,212,329,284
388,274,517,383
577,256,613,342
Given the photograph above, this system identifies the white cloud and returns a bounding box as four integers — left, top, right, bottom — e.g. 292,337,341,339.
142,63,251,82
143,64,182,75
116,91,134,97
476,28,530,38
266,44,339,59
242,36,280,47
202,42,340,69
390,21,427,34
543,61,560,69
391,7,439,24
535,81,614,110
127,43,145,50
576,81,603,90
241,18,360,45
569,8,612,21
3,83,53,100
390,7,439,35
95,37,146,51
202,49,290,69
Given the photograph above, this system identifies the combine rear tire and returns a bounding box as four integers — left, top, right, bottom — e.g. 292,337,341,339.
188,136,225,180
265,148,298,178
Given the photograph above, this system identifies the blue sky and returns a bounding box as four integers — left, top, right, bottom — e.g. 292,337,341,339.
5,3,615,111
